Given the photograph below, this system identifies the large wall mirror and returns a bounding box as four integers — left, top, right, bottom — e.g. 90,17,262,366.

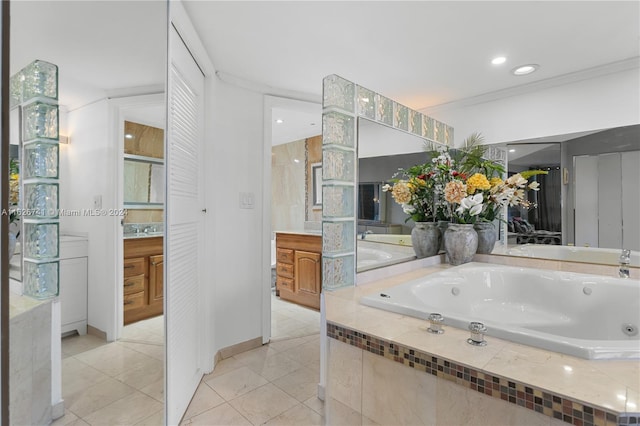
491,124,640,267
9,1,167,424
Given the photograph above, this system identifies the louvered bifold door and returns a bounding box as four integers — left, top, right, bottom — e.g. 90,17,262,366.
166,24,205,425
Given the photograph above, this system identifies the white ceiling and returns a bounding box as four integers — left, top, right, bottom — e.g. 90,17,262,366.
183,1,639,109
10,1,639,142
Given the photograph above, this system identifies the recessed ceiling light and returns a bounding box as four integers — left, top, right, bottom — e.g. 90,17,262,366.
512,64,539,76
509,148,516,153
275,119,284,124
293,159,300,163
125,134,134,139
491,56,506,65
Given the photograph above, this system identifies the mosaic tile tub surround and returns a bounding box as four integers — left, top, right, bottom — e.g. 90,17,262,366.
327,322,636,426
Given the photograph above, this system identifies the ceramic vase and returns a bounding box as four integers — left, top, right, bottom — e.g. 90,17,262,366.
411,222,441,258
444,223,478,265
474,222,497,254
437,220,449,253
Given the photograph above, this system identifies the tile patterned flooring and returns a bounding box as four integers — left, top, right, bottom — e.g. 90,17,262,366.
55,294,322,425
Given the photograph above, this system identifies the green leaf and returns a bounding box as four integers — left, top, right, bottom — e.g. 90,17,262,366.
520,169,548,179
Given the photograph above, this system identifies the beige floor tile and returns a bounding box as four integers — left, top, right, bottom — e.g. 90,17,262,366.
118,340,164,361
134,409,164,426
204,356,247,380
303,395,325,416
119,325,164,345
140,378,164,403
183,382,225,420
271,317,310,337
74,342,158,377
244,351,303,382
61,356,111,398
187,403,251,426
229,383,299,425
114,357,164,391
51,409,80,426
272,367,319,402
64,377,136,418
283,339,320,369
206,366,269,401
61,334,108,358
267,335,312,352
325,397,363,426
232,345,279,365
82,391,163,426
263,403,324,426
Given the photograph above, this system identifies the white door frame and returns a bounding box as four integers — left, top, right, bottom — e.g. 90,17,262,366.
109,93,165,341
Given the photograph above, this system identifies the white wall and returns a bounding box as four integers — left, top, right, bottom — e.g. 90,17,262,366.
60,100,118,340
423,67,640,147
205,76,266,352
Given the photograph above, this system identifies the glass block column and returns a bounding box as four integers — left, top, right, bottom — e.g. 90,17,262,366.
10,60,60,299
321,74,454,291
322,75,357,290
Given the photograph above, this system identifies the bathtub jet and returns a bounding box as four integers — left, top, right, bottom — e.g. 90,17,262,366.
360,263,640,360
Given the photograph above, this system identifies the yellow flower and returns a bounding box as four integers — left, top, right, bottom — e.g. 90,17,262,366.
391,181,412,204
444,180,467,204
489,177,503,188
466,173,491,194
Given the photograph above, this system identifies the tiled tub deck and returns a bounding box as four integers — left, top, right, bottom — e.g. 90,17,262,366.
324,264,640,426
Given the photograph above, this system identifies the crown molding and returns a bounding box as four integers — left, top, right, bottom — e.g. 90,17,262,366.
215,70,321,104
420,57,640,115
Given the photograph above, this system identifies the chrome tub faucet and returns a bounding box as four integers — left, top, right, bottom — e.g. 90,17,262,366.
619,249,631,278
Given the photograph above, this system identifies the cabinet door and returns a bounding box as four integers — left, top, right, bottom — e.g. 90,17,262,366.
149,254,164,306
294,250,321,296
60,257,88,331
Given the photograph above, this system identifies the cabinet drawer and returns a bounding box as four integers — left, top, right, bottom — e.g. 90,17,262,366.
123,291,145,311
123,257,145,277
278,276,294,291
276,262,294,278
276,248,294,264
123,274,145,295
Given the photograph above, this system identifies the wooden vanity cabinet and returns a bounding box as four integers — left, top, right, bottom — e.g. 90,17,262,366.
124,237,163,324
275,233,321,310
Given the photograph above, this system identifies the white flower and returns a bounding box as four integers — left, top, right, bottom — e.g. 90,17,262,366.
456,193,484,216
528,181,540,191
506,174,527,187
382,184,392,192
402,204,416,214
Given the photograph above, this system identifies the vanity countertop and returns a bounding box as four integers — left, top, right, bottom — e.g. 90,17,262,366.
325,263,639,417
123,233,164,240
275,230,322,237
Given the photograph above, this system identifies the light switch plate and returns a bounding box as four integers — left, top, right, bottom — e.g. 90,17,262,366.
239,192,255,209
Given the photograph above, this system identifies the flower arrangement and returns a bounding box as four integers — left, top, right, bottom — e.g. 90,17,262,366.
384,132,546,225
382,162,436,223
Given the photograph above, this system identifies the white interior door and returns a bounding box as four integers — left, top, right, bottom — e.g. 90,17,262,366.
574,155,599,247
166,24,206,425
597,153,623,249
621,150,640,251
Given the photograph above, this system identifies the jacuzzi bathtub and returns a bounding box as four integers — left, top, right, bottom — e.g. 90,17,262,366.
496,244,640,267
361,234,413,246
356,240,416,272
361,263,640,359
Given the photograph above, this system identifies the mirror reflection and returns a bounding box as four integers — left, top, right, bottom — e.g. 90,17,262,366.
491,124,640,267
357,118,435,271
8,1,167,424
